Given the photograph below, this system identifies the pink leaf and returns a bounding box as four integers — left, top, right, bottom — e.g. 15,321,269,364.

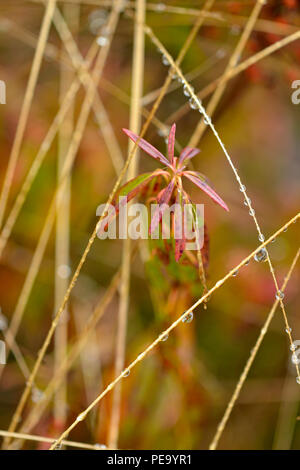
168,123,176,164
184,172,229,212
150,179,175,234
123,128,172,168
179,147,200,165
174,192,185,261
98,172,159,234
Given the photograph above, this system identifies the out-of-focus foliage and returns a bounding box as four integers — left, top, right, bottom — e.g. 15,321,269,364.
0,0,299,450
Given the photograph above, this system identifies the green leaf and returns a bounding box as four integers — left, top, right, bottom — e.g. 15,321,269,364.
117,172,161,205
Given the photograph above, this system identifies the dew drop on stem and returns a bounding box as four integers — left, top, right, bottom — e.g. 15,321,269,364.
275,290,284,301
254,248,267,262
182,312,193,323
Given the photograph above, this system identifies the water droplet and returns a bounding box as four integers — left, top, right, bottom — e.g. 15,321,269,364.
156,3,166,11
76,412,86,422
183,85,193,97
31,387,44,403
160,333,169,342
88,10,108,35
290,344,296,352
188,97,198,109
57,264,71,279
94,443,107,450
285,327,292,333
203,116,211,125
54,443,62,450
182,312,193,323
276,290,284,301
254,248,267,262
232,270,238,277
296,376,300,385
291,353,300,365
244,198,251,206
97,36,108,47
162,55,169,66
122,369,130,377
244,260,250,266
271,238,276,243
258,234,265,242
239,185,246,192
249,208,255,216
283,227,288,232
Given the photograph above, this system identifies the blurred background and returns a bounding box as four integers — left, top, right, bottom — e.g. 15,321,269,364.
0,0,299,450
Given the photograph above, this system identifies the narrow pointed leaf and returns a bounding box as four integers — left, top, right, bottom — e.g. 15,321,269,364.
174,191,185,261
184,172,229,212
150,179,175,234
179,147,200,165
168,123,176,164
123,128,172,168
118,172,158,200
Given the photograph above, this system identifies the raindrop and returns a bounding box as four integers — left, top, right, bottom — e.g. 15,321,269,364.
244,260,250,266
162,55,169,66
88,10,108,35
169,70,177,80
203,116,211,125
54,443,62,450
76,412,86,422
94,443,107,450
239,185,246,192
244,198,251,206
156,3,166,11
249,208,255,216
183,85,193,97
296,377,300,385
258,234,265,242
232,270,238,277
290,344,296,352
57,264,71,279
160,333,169,342
275,290,284,301
97,36,108,47
254,248,267,262
188,97,198,109
283,227,288,232
122,369,130,377
31,387,44,403
291,353,300,365
285,327,292,333
271,238,276,243
182,312,193,323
